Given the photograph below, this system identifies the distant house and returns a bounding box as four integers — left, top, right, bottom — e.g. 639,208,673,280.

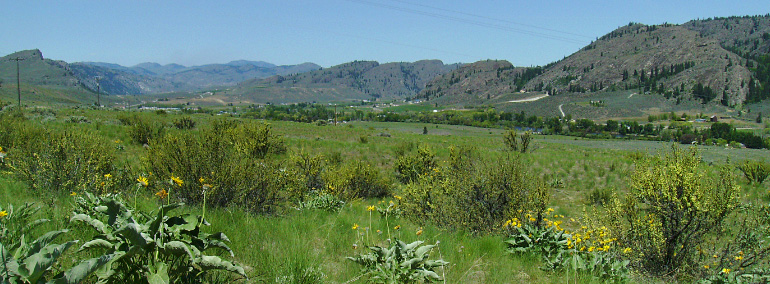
710,115,718,122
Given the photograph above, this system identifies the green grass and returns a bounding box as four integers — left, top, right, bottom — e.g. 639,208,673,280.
2,107,768,283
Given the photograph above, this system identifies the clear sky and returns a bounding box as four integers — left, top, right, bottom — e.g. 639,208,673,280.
1,0,768,68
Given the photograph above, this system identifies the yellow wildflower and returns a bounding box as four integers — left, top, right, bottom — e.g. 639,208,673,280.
199,177,205,184
70,192,77,196
155,189,169,199
376,230,382,234
352,223,359,230
367,205,376,212
704,265,710,269
722,268,731,274
393,195,402,200
735,256,743,261
547,208,555,213
137,176,149,187
416,228,423,236
588,246,595,252
623,247,632,254
394,225,401,230
0,210,7,218
171,175,183,187
104,173,112,179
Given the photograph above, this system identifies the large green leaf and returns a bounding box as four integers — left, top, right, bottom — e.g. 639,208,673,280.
25,229,68,258
147,203,184,234
414,244,435,258
21,240,78,282
198,255,247,277
48,253,116,284
0,242,20,280
404,240,423,251
71,214,108,235
114,223,149,247
78,239,113,252
165,214,199,233
21,218,50,234
161,241,194,263
146,262,170,284
96,198,134,227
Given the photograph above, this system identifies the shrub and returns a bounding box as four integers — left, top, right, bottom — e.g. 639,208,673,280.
679,133,698,144
503,130,533,153
394,145,436,184
324,160,390,200
289,150,326,201
401,151,550,233
145,120,292,213
608,145,740,276
173,116,196,130
738,160,770,184
586,187,614,207
128,117,166,145
10,128,116,194
696,203,770,282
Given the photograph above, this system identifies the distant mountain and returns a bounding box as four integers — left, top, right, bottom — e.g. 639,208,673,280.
69,62,187,95
232,60,459,103
132,62,189,76
71,60,322,95
421,15,770,107
225,60,275,68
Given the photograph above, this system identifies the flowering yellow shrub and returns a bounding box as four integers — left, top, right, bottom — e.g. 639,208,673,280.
608,145,740,276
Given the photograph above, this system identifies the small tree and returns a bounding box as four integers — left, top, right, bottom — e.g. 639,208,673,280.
423,126,428,135
503,130,532,153
609,145,740,275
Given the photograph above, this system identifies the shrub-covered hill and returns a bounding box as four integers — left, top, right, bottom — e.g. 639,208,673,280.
231,59,460,103
419,15,770,108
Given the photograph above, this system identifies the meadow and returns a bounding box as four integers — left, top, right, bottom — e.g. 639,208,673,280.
0,106,768,283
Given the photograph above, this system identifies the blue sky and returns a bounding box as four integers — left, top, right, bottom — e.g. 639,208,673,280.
1,0,768,67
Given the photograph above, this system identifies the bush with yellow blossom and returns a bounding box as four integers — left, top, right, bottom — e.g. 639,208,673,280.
607,145,741,276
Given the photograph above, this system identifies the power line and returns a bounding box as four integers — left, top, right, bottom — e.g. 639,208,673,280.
388,0,594,40
345,0,589,45
284,22,484,61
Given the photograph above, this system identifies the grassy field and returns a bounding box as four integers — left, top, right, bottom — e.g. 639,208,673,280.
0,107,768,283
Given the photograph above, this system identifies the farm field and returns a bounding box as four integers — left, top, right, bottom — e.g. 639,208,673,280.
0,107,768,283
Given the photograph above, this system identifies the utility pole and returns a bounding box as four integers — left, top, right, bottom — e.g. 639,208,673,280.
95,76,102,107
9,57,24,107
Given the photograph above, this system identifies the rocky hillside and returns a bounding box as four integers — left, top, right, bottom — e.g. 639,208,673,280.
417,60,537,105
233,60,458,101
0,49,83,88
422,15,770,107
